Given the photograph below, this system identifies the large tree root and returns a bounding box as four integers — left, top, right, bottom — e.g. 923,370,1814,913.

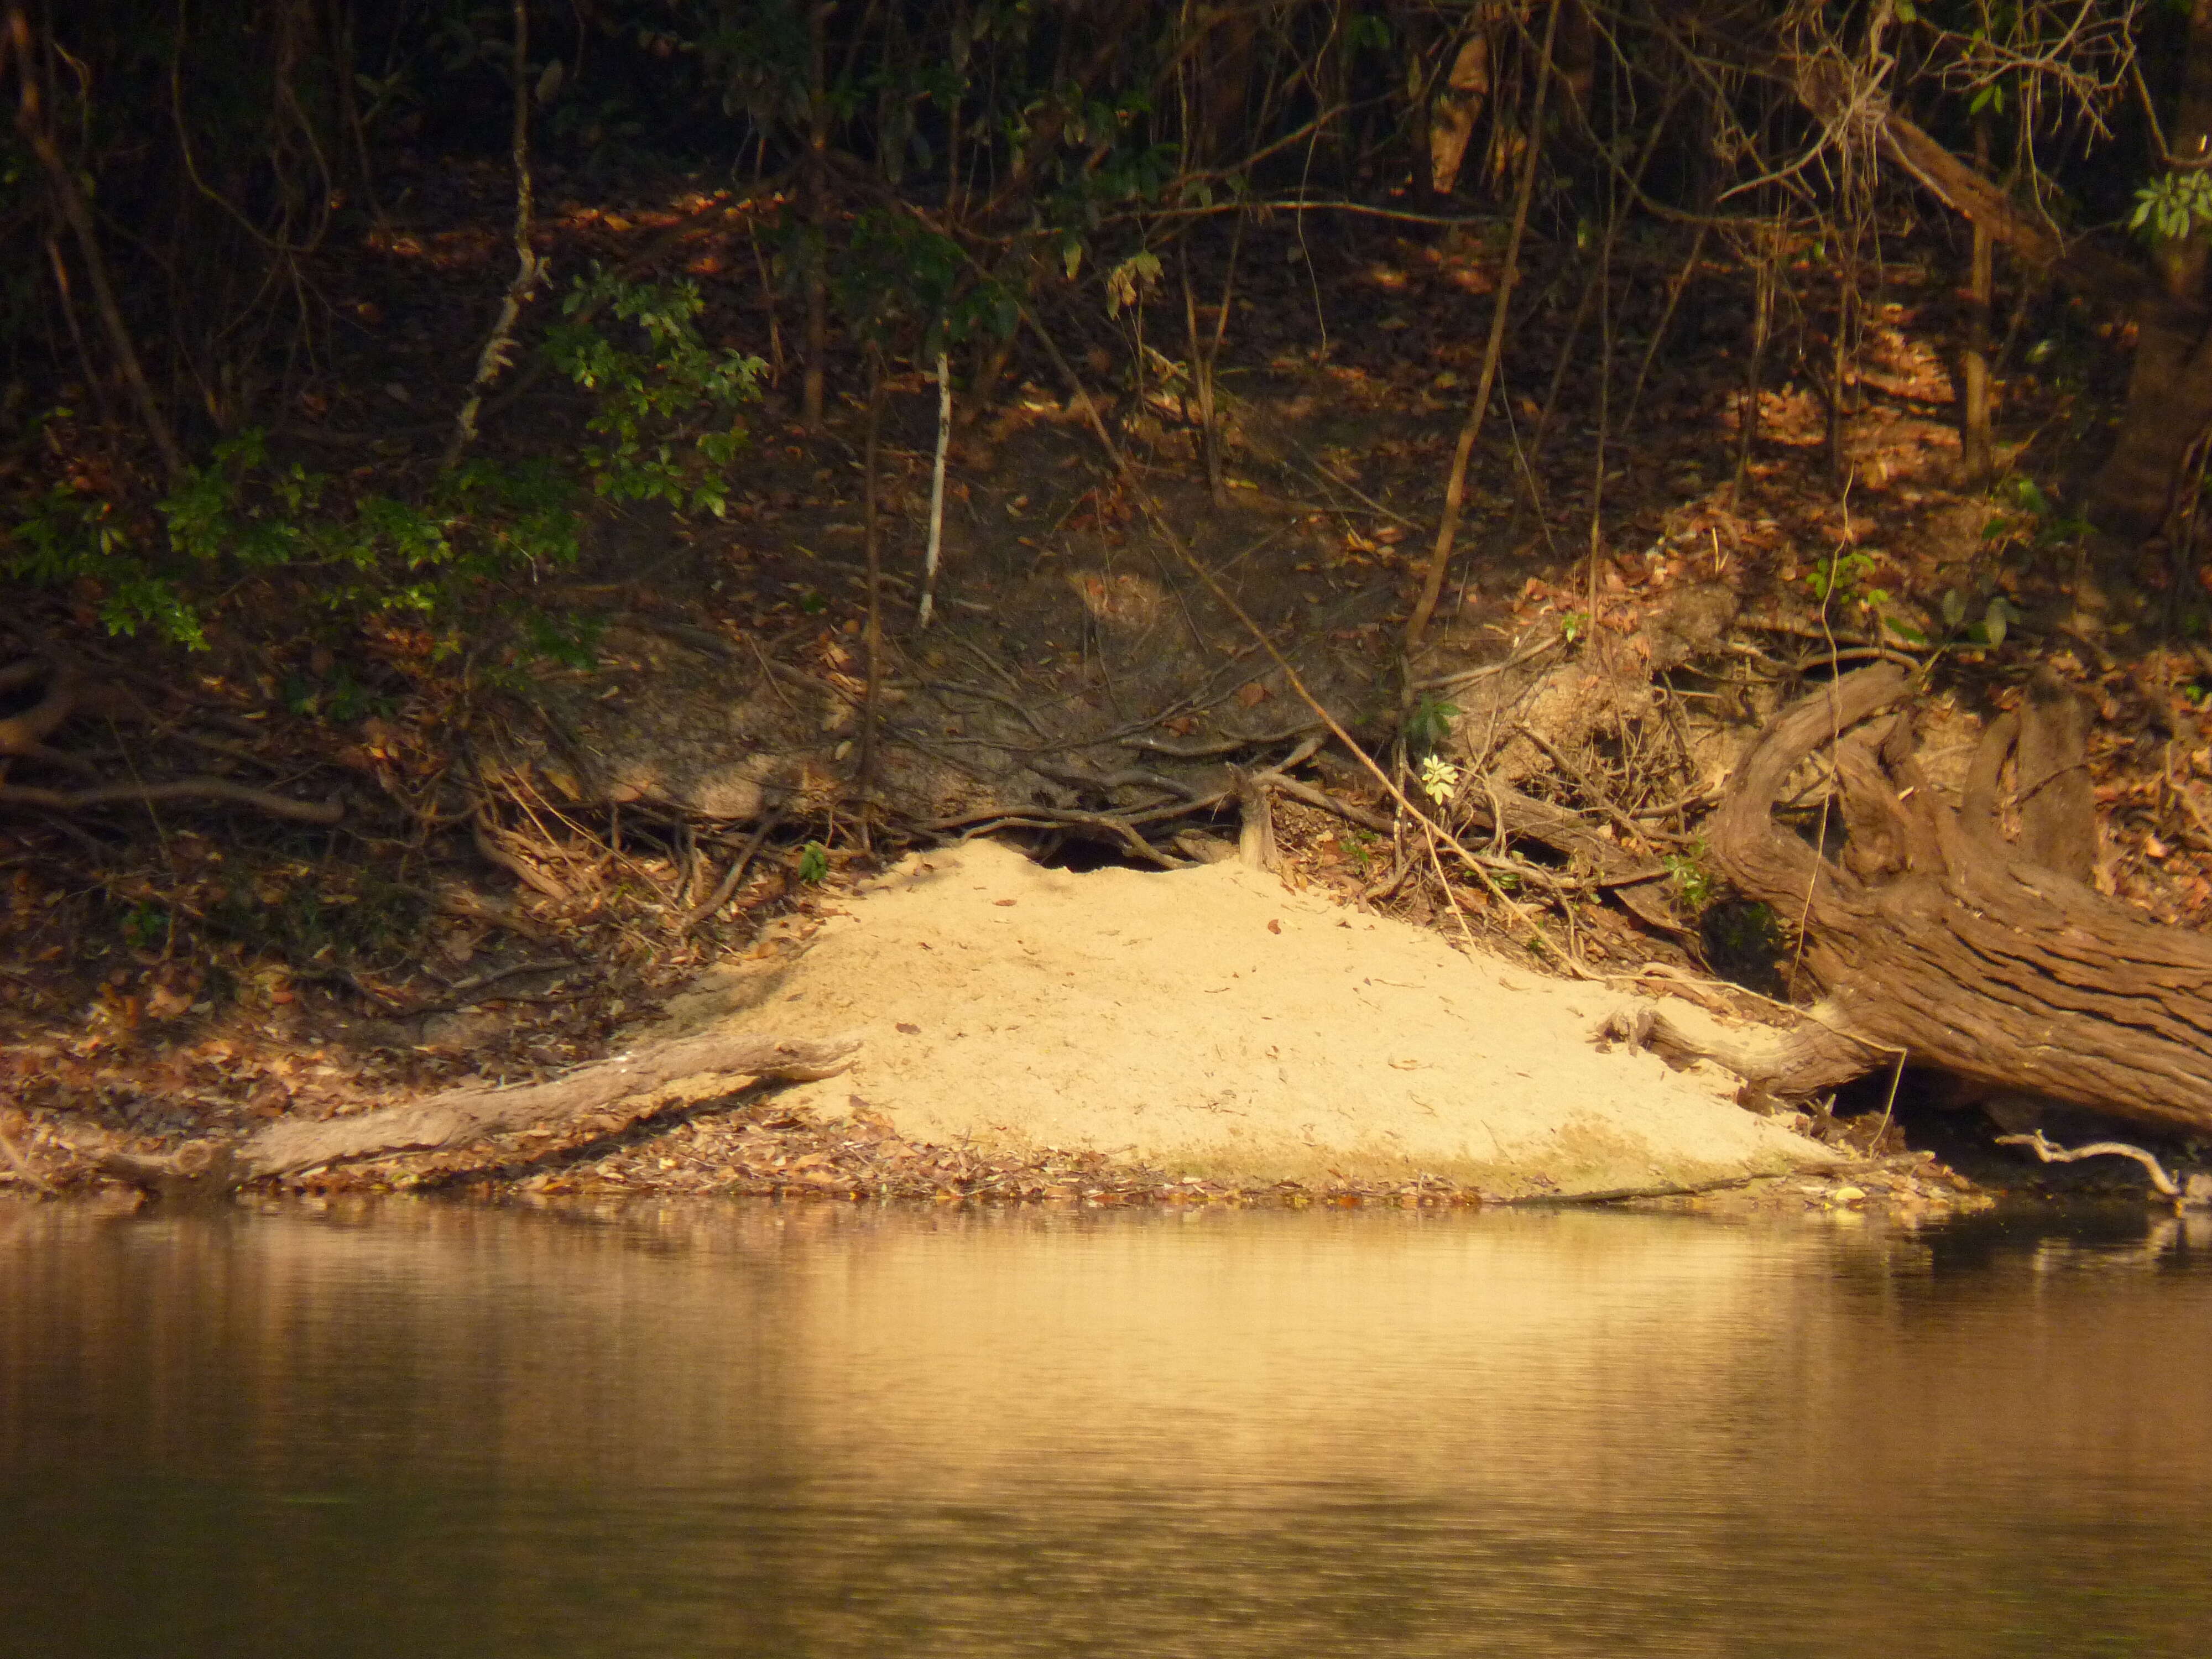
1655,664,2212,1136
90,1029,859,1201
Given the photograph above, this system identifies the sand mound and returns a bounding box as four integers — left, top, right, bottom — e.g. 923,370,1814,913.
659,839,1831,1198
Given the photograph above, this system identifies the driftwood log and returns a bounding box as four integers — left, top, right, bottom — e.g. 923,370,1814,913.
95,1029,859,1201
1621,664,2212,1135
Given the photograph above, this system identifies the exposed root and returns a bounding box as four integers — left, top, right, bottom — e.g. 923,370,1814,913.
1599,999,1892,1104
471,811,572,899
0,776,342,823
1995,1129,2193,1201
1708,664,2212,1134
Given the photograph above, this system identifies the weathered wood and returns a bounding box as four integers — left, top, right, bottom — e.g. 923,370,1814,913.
1691,665,2212,1134
244,1029,858,1175
1601,1000,1888,1103
99,1030,859,1199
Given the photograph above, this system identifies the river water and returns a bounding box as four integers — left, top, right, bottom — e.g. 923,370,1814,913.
3,1199,2210,1658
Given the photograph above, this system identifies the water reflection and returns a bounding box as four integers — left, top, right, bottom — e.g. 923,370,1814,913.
2,1201,2209,1658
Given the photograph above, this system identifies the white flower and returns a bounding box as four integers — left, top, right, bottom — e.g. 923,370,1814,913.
1419,754,1463,802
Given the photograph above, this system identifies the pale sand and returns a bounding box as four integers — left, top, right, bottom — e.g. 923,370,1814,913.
658,838,1832,1197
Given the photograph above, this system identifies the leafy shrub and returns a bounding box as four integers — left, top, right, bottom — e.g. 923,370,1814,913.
3,274,760,658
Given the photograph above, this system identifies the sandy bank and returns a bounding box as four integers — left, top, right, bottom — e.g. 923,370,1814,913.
658,839,1831,1198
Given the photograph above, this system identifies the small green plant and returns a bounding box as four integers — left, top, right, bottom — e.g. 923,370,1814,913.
6,278,744,662
830,207,1015,365
1806,549,1879,606
119,903,167,951
2132,170,2212,244
544,270,767,519
6,479,205,643
1806,548,1929,644
1340,828,1375,874
1663,842,1717,911
1404,693,1459,753
1980,474,2089,560
1559,611,1590,644
1939,587,2026,648
797,841,830,883
1105,250,1164,316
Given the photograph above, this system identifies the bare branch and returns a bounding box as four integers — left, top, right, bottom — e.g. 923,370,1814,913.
1997,1129,2182,1197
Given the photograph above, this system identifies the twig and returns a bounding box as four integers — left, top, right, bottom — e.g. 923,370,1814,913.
1996,1129,2184,1198
440,957,574,998
1410,632,1566,692
293,962,408,1006
1514,723,1648,851
1260,774,1390,834
1118,722,1324,759
685,813,781,931
0,1122,55,1195
932,810,1189,868
471,812,571,900
924,680,1055,742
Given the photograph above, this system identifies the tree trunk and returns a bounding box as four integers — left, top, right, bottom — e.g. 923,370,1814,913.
1790,66,2209,539
1429,24,1492,195
1646,665,2212,1136
2096,320,2212,539
801,1,830,430
2095,0,2212,534
2153,0,2212,306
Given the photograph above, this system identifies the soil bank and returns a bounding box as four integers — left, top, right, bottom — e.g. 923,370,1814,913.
655,839,1833,1198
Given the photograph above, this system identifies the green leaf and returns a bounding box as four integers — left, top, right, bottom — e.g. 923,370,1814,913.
1981,598,2008,649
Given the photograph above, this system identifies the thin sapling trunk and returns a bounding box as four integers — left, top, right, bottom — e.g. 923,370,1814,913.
1402,0,1562,658
858,349,886,795
445,0,543,470
802,1,830,430
919,345,951,628
1961,113,1994,482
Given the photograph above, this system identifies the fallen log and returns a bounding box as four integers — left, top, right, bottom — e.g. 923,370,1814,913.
1623,664,2212,1136
94,1029,859,1201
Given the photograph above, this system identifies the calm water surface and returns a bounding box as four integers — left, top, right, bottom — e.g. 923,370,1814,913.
3,1199,2210,1657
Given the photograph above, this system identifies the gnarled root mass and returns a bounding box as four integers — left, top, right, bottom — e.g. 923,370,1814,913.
1644,664,2212,1136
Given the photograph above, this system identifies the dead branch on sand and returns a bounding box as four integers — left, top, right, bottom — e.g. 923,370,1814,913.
91,1029,859,1201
